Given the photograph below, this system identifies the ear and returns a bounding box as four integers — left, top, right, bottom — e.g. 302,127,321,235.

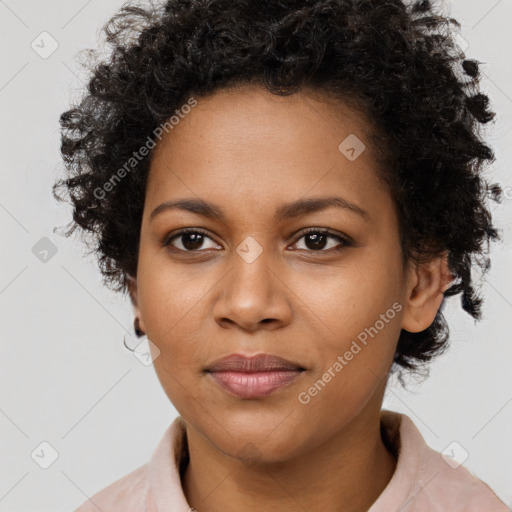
127,275,146,332
401,251,454,333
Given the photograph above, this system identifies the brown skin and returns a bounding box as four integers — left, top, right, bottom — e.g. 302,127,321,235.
128,85,453,512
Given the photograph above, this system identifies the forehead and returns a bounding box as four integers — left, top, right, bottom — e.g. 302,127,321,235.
150,84,376,165
145,85,391,224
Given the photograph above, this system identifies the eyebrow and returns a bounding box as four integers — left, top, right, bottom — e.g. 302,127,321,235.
150,196,370,222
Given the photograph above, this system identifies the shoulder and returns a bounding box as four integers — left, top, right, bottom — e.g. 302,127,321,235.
375,411,509,512
73,462,150,512
415,441,508,511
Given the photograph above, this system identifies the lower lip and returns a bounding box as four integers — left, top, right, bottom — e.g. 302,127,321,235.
208,370,303,399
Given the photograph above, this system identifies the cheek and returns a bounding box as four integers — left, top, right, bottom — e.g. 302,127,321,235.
294,297,402,436
138,250,212,340
291,258,403,399
137,262,212,385
292,254,402,340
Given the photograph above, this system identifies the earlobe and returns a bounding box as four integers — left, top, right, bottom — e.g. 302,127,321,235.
401,252,454,333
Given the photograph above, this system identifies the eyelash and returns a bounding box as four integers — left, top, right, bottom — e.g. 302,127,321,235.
162,227,352,255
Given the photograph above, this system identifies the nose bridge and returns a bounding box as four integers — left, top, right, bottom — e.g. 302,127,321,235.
230,234,274,300
214,234,291,329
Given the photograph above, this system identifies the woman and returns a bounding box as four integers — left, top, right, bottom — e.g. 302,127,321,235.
53,0,509,510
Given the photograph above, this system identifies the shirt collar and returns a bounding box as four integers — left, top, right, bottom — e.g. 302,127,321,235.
147,415,193,512
147,410,418,511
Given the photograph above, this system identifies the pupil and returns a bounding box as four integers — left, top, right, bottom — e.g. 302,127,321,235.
306,233,327,250
183,233,204,250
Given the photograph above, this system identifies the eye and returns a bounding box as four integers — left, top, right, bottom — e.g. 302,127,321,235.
162,228,221,252
162,227,352,254
291,228,351,253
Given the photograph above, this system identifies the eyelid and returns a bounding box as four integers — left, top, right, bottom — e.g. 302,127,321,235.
294,227,352,244
162,227,352,253
162,227,218,249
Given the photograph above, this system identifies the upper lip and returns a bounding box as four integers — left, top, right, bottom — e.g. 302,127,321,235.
206,353,305,372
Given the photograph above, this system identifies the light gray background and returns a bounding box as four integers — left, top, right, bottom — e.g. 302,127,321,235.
0,0,511,510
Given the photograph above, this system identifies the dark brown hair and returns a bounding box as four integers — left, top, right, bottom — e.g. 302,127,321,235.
53,0,502,383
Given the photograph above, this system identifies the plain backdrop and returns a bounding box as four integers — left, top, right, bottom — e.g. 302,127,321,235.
0,0,511,510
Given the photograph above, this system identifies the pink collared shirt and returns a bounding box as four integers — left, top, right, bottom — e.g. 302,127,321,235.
74,410,509,511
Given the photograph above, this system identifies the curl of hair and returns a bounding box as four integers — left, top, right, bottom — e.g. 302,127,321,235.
53,0,502,384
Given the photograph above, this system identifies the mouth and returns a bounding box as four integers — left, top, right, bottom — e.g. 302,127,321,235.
205,353,306,399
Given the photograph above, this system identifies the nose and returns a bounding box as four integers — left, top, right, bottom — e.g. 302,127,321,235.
213,241,293,332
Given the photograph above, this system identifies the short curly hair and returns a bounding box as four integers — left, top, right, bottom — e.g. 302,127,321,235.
53,0,503,381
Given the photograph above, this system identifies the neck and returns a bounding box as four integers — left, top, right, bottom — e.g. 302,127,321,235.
181,403,397,512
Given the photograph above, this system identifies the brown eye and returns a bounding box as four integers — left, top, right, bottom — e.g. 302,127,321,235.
163,228,220,252
292,229,351,253
162,227,351,255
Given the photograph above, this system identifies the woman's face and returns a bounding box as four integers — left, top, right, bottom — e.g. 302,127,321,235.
132,85,418,462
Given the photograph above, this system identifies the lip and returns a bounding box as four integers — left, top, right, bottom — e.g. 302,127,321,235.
206,353,305,372
205,353,306,399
